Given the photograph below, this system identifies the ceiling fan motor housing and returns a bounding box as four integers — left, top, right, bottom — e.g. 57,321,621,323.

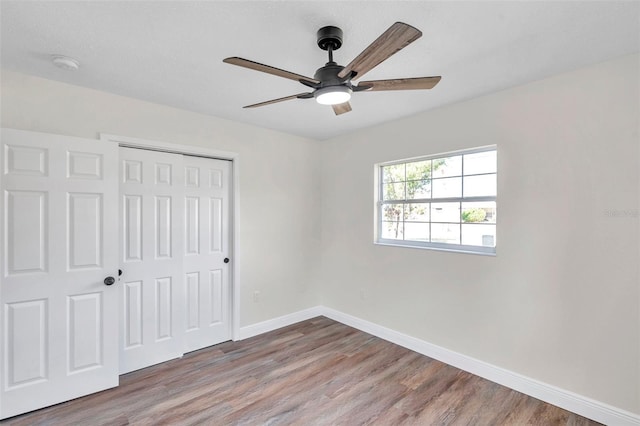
314,62,349,87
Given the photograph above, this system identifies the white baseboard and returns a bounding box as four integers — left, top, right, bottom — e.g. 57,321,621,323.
237,306,323,340
320,306,640,426
237,305,639,425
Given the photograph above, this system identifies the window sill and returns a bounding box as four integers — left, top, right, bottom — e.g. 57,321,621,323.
374,241,496,256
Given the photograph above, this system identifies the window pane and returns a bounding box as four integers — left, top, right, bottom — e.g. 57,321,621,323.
383,182,406,200
431,223,460,244
377,147,496,253
381,221,403,240
406,203,429,222
405,160,432,180
433,155,462,178
462,224,496,247
382,164,405,182
431,202,460,223
461,201,496,223
406,179,431,199
464,151,496,175
463,174,496,197
432,177,462,198
381,204,404,222
404,222,430,242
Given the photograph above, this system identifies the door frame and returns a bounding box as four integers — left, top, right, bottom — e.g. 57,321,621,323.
100,133,241,342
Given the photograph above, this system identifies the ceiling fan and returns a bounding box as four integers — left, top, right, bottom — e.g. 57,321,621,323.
223,22,441,115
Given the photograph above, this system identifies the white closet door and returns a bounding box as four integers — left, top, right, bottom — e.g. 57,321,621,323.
183,156,232,352
0,128,119,419
119,147,185,374
119,148,232,371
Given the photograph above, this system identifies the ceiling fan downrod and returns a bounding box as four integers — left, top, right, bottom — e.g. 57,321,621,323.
318,25,345,64
314,26,349,87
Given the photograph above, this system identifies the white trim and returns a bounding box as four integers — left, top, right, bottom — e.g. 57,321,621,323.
319,306,640,426
374,240,497,256
99,133,241,342
100,133,238,160
237,307,323,340
378,144,498,167
231,159,242,341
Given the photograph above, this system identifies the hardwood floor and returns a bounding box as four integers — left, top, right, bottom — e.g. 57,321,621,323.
2,317,601,426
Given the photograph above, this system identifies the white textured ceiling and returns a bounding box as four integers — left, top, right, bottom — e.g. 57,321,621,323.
1,1,639,140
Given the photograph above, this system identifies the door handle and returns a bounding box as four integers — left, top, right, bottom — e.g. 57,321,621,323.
104,276,116,286
224,258,230,264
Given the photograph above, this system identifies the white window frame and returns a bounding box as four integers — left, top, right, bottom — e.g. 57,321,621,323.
374,145,497,255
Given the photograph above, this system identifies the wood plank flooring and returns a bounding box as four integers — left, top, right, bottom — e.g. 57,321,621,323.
2,317,601,426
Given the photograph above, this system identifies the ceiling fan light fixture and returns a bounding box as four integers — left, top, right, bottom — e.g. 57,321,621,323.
315,86,352,105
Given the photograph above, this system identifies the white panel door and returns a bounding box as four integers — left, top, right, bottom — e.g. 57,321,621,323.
0,128,118,419
119,147,185,374
183,156,232,353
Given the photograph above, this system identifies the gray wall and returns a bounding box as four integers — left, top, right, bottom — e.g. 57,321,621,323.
318,53,639,413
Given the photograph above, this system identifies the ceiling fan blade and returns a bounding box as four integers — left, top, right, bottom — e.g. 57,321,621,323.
224,57,320,85
243,93,313,109
337,22,422,80
358,76,441,91
332,102,352,115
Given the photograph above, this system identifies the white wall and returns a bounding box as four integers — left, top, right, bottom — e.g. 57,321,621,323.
318,53,639,414
0,70,321,327
2,53,638,416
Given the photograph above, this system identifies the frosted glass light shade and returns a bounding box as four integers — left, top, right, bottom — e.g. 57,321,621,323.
315,86,352,105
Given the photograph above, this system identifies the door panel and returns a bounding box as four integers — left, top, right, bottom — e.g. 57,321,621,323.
0,128,118,419
182,156,231,353
68,192,103,268
124,195,143,261
124,280,143,347
5,300,47,388
119,147,185,374
185,196,199,254
68,292,103,372
6,190,47,273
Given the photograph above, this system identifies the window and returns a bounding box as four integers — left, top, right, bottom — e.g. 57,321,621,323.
376,146,497,254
